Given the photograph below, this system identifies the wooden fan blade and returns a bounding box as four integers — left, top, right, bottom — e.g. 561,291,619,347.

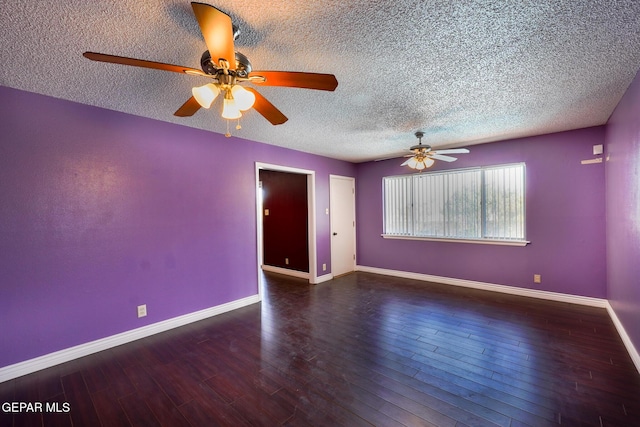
191,2,236,70
174,96,202,117
432,148,470,155
431,154,458,162
83,52,206,76
249,71,338,91
245,88,288,125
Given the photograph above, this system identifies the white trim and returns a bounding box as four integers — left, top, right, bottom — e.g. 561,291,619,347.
255,162,315,176
260,264,332,284
355,265,607,307
256,166,265,299
606,301,640,374
312,273,334,284
381,234,530,246
308,173,318,281
0,294,261,383
262,264,310,279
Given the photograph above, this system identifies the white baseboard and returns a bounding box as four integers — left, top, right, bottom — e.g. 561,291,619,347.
312,273,333,284
356,265,640,374
260,264,333,284
605,302,640,374
5,269,638,382
356,265,607,307
262,264,310,279
0,294,261,383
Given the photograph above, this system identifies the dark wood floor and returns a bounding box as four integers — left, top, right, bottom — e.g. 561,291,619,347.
2,272,639,426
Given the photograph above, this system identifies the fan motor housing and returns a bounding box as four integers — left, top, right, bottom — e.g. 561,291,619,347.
200,50,252,78
410,144,431,152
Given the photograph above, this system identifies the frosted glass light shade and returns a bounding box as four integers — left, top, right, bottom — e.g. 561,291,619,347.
192,83,220,108
406,156,435,170
222,97,242,119
231,85,256,111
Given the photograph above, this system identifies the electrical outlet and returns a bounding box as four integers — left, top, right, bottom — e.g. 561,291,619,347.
137,304,147,318
285,258,289,265
322,263,327,271
533,274,541,284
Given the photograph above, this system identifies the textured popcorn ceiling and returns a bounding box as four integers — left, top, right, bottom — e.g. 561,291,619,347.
2,1,640,162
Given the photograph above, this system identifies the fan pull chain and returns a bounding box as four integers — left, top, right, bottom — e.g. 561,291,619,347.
224,119,242,137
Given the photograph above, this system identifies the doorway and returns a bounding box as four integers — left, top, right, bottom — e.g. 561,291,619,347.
255,163,316,295
330,175,356,277
260,169,309,273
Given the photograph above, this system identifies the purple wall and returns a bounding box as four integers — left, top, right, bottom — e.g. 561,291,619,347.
0,86,355,368
606,69,640,352
356,127,607,298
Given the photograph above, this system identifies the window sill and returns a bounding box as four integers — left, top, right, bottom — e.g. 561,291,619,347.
381,234,530,247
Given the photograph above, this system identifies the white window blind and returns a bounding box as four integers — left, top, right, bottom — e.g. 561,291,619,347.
383,163,526,242
483,165,526,240
383,176,413,235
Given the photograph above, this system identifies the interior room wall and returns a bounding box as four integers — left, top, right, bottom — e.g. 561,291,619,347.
0,86,355,369
6,76,637,371
605,68,640,353
355,126,607,298
260,170,309,272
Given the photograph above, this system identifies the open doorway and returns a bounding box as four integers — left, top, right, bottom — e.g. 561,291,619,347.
260,169,309,274
255,163,316,296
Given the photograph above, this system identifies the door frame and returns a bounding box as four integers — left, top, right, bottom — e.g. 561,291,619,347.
330,174,356,277
255,162,317,295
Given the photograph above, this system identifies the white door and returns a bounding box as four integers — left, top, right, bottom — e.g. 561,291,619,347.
330,175,356,277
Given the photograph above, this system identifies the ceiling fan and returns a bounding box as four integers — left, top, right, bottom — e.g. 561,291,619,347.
83,2,338,136
401,131,470,170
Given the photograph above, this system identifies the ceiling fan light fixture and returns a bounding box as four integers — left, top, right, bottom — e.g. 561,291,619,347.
82,3,337,133
402,131,468,170
192,83,220,108
231,85,255,111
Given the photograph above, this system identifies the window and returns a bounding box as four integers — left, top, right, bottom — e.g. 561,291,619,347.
383,163,527,245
